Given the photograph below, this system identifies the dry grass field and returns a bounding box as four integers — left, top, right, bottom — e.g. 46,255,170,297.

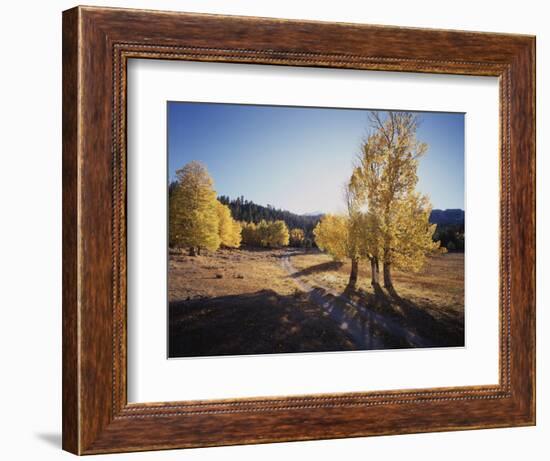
168,248,464,357
289,250,464,347
169,248,296,301
168,248,356,357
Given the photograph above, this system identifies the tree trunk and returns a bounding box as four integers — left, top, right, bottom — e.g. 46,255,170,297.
370,257,380,286
188,247,196,257
383,261,393,291
348,257,359,290
197,246,201,255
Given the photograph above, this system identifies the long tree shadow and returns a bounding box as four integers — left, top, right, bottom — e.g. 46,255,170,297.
338,282,428,348
169,289,358,358
352,284,464,347
290,261,344,278
169,284,463,359
388,288,464,346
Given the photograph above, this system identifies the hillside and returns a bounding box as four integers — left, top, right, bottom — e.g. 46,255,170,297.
216,196,465,251
218,195,321,237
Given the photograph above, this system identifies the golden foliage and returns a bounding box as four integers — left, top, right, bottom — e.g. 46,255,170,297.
170,110,444,280
216,201,242,248
169,161,220,253
313,214,354,261
241,220,289,248
390,193,441,272
289,228,305,247
240,221,260,246
352,111,442,277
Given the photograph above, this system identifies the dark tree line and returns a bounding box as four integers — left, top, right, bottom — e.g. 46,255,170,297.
168,186,466,253
433,224,465,252
218,195,321,244
430,209,465,252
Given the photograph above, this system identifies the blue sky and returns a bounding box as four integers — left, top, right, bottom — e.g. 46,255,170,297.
168,102,464,214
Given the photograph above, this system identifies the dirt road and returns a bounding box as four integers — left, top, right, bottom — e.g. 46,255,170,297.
280,251,429,349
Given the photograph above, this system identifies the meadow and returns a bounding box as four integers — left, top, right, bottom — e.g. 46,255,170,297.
167,109,465,358
168,248,464,357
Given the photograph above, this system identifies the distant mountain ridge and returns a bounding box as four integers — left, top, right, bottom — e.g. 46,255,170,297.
429,209,464,226
302,211,324,217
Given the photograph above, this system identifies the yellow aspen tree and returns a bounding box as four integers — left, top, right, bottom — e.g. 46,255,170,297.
269,220,290,247
349,168,383,286
169,161,220,256
313,215,350,261
354,111,443,291
289,228,305,247
355,211,383,286
240,220,289,248
313,213,360,289
391,192,443,272
229,220,243,248
240,222,259,246
215,201,242,248
342,182,364,289
257,220,270,247
216,201,232,244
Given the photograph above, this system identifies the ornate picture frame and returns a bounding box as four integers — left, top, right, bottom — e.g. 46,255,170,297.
62,6,535,454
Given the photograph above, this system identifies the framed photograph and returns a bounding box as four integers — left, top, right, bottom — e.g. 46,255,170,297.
62,6,535,455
